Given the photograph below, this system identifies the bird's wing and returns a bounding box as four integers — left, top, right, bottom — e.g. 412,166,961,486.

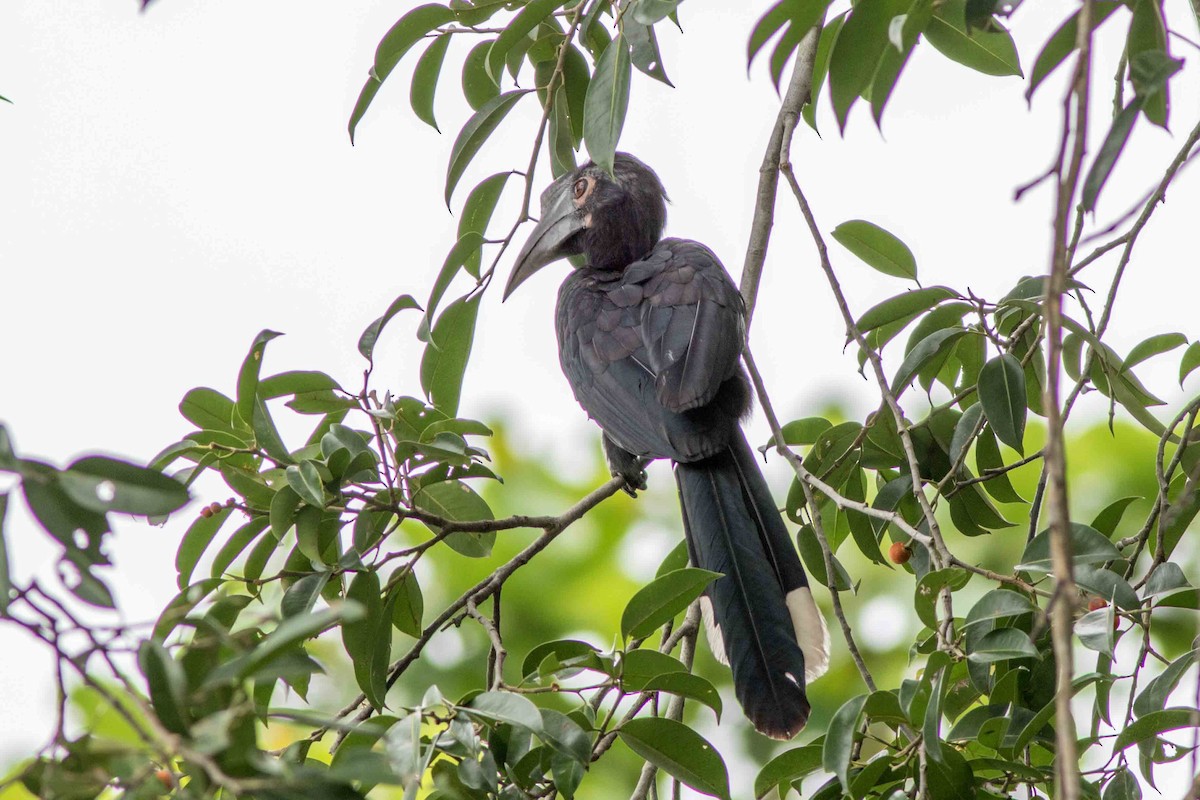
634,240,746,413
556,266,733,462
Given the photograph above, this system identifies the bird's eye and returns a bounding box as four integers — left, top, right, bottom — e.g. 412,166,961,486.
573,178,588,199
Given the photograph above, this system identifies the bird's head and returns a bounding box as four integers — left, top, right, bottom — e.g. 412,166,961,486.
503,152,668,299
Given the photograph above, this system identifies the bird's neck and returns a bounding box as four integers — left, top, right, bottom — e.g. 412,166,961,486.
582,203,664,272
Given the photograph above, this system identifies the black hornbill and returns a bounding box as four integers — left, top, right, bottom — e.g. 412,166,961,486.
504,153,829,739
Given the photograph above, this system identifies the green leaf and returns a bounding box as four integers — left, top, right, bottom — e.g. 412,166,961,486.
180,387,236,432
967,627,1038,662
824,694,868,793
411,34,451,130
619,717,731,800
457,172,511,276
914,568,971,629
856,286,956,332
803,12,845,132
641,672,723,720
412,478,495,557
465,691,545,734
281,572,329,618
869,0,933,126
632,0,682,24
0,493,9,615
620,567,721,640
755,744,823,799
1113,707,1200,751
1103,768,1142,800
1076,565,1140,611
286,461,326,508
419,293,482,417
1180,341,1200,385
1126,0,1171,127
964,588,1036,628
359,294,421,363
138,640,190,735
374,4,455,84
1133,650,1195,719
1125,332,1187,371
923,0,1021,77
974,427,1025,503
1091,496,1140,537
462,40,500,110
892,328,965,396
978,354,1026,454
206,603,363,686
1018,523,1122,573
176,508,231,590
485,0,568,82
1082,100,1141,212
59,456,189,516
210,517,270,578
445,90,526,205
344,570,392,710
748,1,792,68
776,417,833,447
583,34,632,175
949,403,984,468
388,568,425,637
827,0,909,130
236,329,283,428
1025,2,1121,100
523,639,603,679
625,15,673,86
831,219,917,280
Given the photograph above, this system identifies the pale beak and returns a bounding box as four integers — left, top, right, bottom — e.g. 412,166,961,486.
502,179,585,300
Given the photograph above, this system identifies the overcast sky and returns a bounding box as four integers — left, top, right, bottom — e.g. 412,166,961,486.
2,0,1198,787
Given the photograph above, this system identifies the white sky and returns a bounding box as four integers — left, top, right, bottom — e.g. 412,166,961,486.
2,0,1198,791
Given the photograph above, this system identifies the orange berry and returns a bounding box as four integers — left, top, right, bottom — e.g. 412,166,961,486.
888,541,912,565
154,769,174,788
1087,596,1108,612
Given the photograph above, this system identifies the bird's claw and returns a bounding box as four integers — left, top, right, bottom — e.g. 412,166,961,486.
615,466,648,497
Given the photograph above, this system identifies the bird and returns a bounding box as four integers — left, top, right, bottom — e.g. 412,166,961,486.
503,152,829,739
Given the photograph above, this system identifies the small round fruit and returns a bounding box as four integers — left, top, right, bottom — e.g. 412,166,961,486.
209,502,223,514
888,541,912,565
199,506,213,519
1087,596,1108,612
154,769,174,788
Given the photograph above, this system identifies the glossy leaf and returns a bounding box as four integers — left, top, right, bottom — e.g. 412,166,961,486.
978,354,1026,453
824,694,868,792
1018,523,1121,573
832,219,917,280
967,627,1038,662
640,671,723,720
445,91,526,205
893,328,965,395
465,691,545,733
286,462,326,508
621,567,720,639
755,744,823,798
619,717,731,800
856,286,955,332
583,34,631,175
180,387,237,432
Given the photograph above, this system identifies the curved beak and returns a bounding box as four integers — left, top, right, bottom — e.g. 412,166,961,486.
502,179,585,300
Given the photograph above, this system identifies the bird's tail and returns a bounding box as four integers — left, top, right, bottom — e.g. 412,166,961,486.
674,429,830,739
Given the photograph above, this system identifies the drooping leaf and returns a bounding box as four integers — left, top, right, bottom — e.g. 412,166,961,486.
235,330,284,428
831,219,918,280
1026,2,1121,100
923,0,1022,77
619,717,731,800
419,293,482,417
892,328,966,396
823,694,868,793
583,34,632,175
1180,341,1200,385
176,508,231,590
1082,100,1141,212
827,0,908,130
445,91,527,205
344,570,392,710
411,34,451,130
138,640,190,735
457,172,512,276
485,0,569,81
625,15,673,86
978,354,1026,453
